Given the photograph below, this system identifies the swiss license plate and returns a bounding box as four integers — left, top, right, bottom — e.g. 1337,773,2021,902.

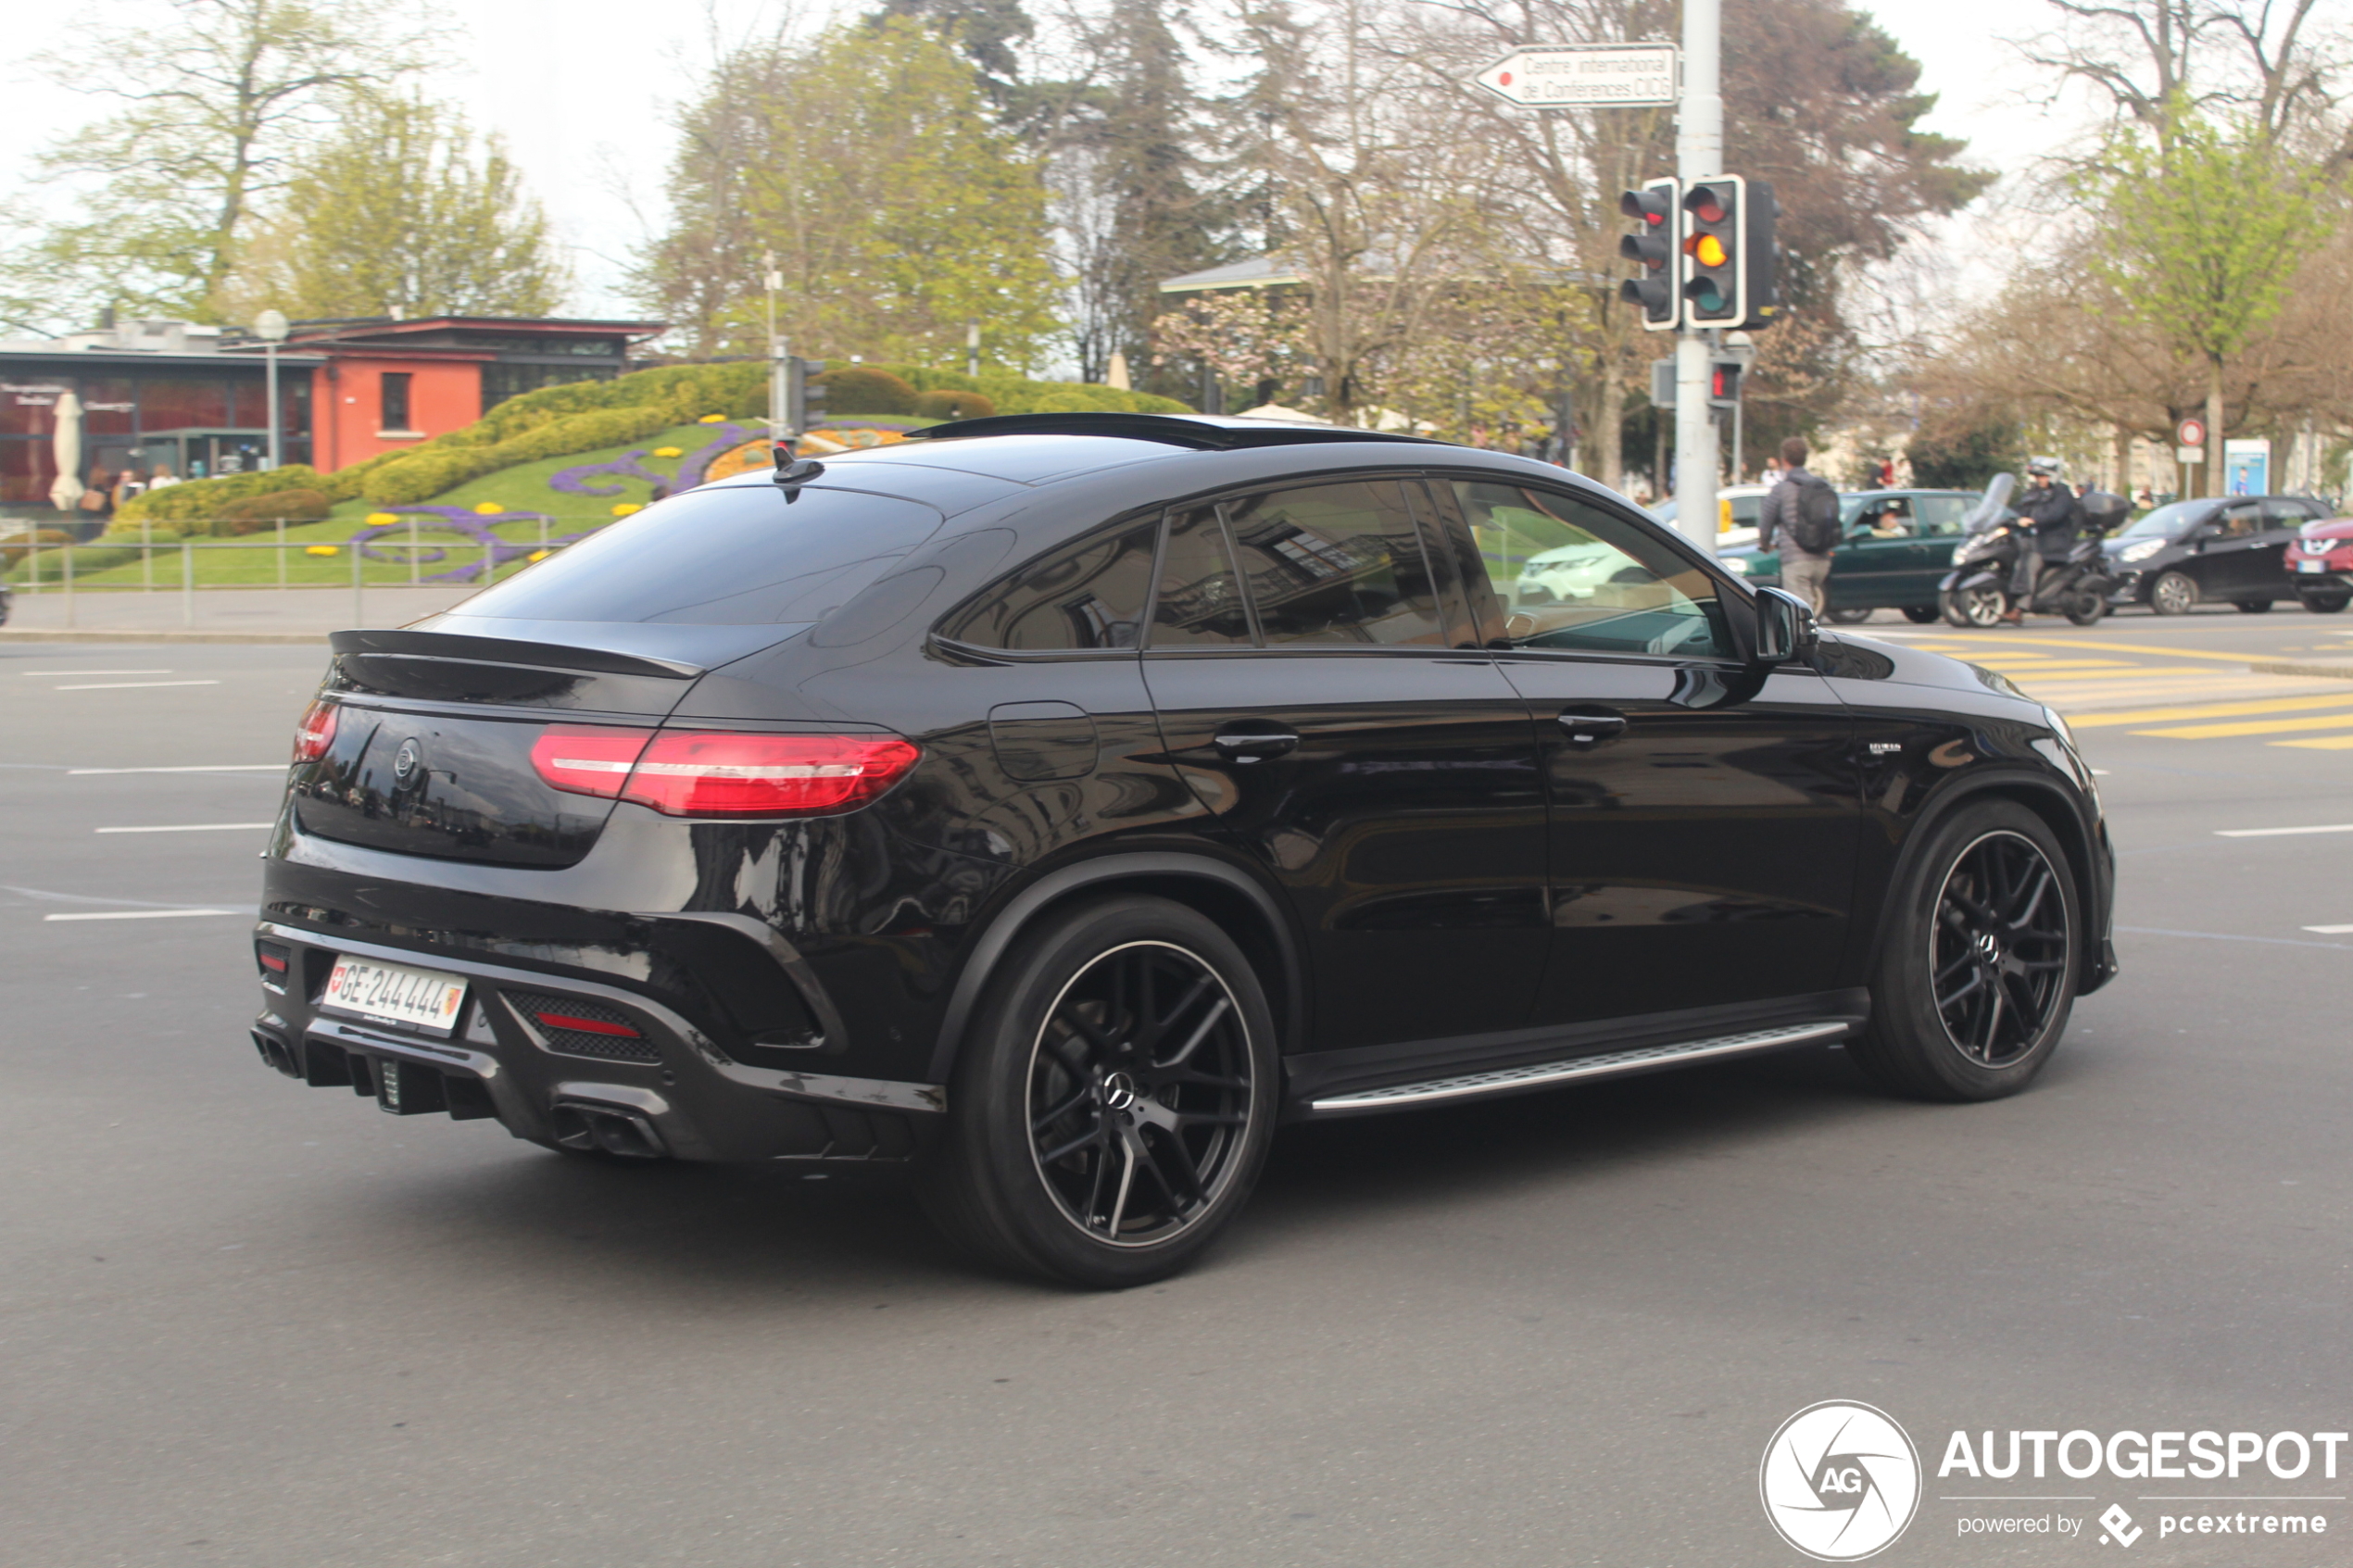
2299,558,2326,573
321,956,468,1035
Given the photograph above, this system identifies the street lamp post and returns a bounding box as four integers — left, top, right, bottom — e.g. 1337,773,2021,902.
255,308,290,470
762,252,786,440
965,320,980,381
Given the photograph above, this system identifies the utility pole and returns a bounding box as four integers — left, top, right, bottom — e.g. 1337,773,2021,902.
965,320,981,380
1673,0,1722,556
763,251,786,440
255,308,289,470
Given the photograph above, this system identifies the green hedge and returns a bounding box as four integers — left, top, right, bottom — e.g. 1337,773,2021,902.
815,367,919,415
913,389,996,420
359,405,681,504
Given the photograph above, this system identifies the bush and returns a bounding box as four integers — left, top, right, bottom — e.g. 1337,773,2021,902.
2,528,75,575
208,488,333,534
913,389,997,420
360,405,679,504
815,367,919,416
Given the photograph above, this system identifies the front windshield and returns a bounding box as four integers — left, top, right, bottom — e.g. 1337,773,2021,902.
2117,500,2204,540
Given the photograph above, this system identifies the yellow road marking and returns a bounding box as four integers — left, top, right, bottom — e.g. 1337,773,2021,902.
2133,713,2353,739
1980,661,2145,672
2070,694,2353,727
1955,633,2284,664
2272,734,2353,750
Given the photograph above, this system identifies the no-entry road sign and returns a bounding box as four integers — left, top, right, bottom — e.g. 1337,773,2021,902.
1473,44,1679,107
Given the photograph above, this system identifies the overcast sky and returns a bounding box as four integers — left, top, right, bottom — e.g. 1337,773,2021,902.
0,0,2085,327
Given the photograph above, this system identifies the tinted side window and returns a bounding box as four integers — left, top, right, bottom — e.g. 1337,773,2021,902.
1150,505,1254,647
1453,480,1729,659
942,521,1156,650
2219,503,2263,537
1222,479,1446,646
2264,499,2322,527
459,483,943,625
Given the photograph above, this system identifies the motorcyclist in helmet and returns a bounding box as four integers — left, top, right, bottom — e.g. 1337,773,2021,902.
2005,456,2083,623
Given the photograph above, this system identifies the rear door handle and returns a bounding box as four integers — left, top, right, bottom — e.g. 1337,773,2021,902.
1556,709,1629,745
1213,729,1300,762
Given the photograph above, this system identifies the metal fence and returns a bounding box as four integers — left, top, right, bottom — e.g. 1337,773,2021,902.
2,520,581,630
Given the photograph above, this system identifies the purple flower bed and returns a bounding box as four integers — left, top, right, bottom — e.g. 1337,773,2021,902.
673,422,754,488
550,448,670,497
351,506,597,583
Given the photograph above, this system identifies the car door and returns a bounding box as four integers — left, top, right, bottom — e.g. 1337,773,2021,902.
1436,475,1864,1027
1835,495,1917,608
2195,500,2270,597
1139,475,1550,1052
2259,499,2325,596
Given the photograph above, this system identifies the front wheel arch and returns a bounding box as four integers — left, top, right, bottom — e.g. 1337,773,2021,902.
927,852,1305,1085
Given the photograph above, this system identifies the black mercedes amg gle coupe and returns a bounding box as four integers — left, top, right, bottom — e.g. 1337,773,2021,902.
250,412,2116,1286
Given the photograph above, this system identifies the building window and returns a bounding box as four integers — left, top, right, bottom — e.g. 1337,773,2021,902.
381,372,413,433
481,361,616,414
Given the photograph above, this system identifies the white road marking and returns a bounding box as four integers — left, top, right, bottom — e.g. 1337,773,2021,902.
2215,824,2353,838
94,822,274,834
44,908,239,922
54,680,220,691
19,669,172,676
69,765,283,775
2302,924,2353,935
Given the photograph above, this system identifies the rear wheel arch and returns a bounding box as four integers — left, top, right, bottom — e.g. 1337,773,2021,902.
927,852,1305,1084
1868,771,2106,992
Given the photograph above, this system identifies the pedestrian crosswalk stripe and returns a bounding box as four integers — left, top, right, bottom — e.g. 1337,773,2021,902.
2070,694,2353,727
2133,712,2353,739
2272,734,2353,750
1975,660,2143,672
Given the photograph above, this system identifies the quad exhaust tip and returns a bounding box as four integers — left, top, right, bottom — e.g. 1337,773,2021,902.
549,1100,669,1160
251,1028,301,1079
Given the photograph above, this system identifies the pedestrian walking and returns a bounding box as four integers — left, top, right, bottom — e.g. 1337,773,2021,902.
1757,437,1838,615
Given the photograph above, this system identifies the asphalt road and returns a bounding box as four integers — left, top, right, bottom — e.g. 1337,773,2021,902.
5,617,2351,1568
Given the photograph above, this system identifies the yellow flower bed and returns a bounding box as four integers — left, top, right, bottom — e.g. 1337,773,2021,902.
611,502,643,518
364,512,399,526
306,545,339,557
652,446,683,458
473,501,505,516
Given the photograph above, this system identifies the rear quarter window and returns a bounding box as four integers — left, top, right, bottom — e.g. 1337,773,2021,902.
456,482,944,625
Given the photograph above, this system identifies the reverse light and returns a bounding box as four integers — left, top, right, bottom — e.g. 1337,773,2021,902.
529,726,920,818
293,700,339,763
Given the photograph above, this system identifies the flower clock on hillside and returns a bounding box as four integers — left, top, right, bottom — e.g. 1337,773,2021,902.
343,506,592,583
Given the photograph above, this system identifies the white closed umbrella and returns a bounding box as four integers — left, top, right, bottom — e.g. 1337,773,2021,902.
49,391,85,511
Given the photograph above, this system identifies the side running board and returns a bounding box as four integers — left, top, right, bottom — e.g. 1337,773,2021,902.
1305,1022,1851,1115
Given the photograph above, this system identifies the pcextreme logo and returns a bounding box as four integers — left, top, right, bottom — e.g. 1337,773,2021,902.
1761,1400,1924,1561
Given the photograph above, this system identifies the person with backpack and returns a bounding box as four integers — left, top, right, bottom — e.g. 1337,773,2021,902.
1758,437,1839,615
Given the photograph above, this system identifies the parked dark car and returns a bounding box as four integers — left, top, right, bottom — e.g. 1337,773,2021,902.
1718,489,1982,623
2103,495,2334,614
248,415,2115,1286
2278,517,2352,613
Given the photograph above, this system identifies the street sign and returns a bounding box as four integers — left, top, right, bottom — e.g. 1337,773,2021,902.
2176,446,2205,467
2176,417,2207,449
1473,44,1679,107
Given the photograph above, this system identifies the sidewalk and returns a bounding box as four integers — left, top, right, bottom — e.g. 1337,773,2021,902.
0,585,478,643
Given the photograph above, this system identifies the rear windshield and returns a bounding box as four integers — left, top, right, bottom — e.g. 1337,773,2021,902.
457,483,944,625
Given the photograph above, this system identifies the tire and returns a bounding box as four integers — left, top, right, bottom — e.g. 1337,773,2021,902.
1902,605,1942,624
1940,584,2007,628
1848,800,2080,1102
2061,591,2106,626
2233,598,2274,613
1823,607,1873,625
2149,571,2198,616
2299,588,2350,614
916,895,1279,1287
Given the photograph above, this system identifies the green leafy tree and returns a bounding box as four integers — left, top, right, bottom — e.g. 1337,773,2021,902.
252,94,567,320
641,18,1062,368
2077,104,2327,490
3,0,433,326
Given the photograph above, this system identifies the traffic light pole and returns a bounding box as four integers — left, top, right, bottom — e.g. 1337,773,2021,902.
1673,0,1722,556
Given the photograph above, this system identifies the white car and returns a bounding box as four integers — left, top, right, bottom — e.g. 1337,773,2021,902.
1648,483,1773,549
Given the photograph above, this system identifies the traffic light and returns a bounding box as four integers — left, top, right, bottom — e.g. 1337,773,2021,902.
1618,178,1681,331
785,358,827,438
1739,181,1781,330
1680,177,1745,326
1707,358,1743,408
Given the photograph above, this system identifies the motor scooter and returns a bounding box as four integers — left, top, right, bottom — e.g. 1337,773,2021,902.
1937,475,2127,627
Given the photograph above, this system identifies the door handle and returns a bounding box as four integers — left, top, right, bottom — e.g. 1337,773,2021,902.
1556,709,1629,745
1212,729,1300,762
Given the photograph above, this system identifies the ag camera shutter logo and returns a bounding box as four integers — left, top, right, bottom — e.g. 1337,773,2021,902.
1760,1400,1922,1561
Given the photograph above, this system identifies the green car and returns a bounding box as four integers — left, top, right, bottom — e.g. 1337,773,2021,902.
1717,489,1982,623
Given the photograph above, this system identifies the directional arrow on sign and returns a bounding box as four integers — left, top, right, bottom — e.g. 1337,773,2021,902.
1472,44,1679,108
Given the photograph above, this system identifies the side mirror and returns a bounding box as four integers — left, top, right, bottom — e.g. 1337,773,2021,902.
1751,586,1818,665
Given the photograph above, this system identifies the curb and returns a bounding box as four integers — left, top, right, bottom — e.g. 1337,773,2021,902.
0,629,328,646
2247,660,2353,681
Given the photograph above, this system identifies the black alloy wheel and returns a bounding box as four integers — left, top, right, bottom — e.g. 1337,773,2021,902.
2233,598,2275,613
918,896,1277,1287
2149,571,2199,616
1941,584,2007,628
1848,800,2079,1101
2061,591,2106,626
2300,588,2350,614
1902,605,1943,624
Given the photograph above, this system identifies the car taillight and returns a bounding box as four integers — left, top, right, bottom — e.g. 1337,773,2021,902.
292,699,339,763
621,732,922,818
531,725,655,798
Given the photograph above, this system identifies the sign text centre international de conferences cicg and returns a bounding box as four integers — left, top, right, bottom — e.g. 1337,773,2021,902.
1474,44,1680,108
